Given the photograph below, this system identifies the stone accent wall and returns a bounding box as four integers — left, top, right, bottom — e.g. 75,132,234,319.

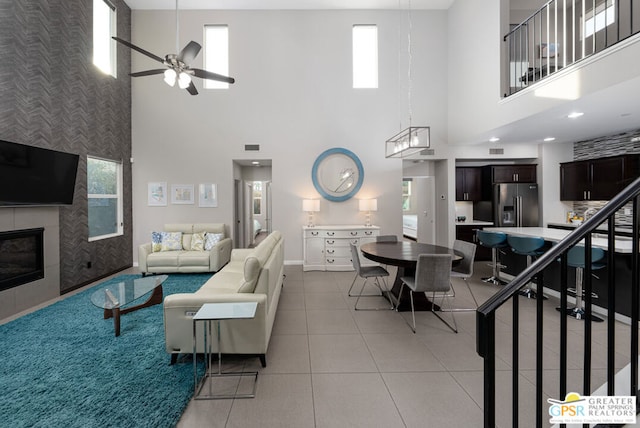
0,0,132,293
572,129,640,226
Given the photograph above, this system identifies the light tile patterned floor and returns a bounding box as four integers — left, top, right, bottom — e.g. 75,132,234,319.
174,263,638,428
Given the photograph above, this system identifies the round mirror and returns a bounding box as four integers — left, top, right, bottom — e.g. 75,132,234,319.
312,148,364,202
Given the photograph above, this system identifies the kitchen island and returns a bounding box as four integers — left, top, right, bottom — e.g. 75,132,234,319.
483,226,636,319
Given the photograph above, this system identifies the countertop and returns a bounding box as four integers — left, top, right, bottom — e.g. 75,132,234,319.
455,220,494,226
547,222,634,235
485,226,633,254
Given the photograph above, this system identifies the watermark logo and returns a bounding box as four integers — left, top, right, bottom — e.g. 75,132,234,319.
548,392,636,424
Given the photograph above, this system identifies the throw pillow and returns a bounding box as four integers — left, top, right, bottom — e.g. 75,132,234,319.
237,257,261,293
204,233,224,251
151,231,163,252
190,232,206,251
160,231,183,251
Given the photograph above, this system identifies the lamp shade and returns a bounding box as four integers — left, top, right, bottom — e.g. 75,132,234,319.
359,199,377,212
302,199,320,212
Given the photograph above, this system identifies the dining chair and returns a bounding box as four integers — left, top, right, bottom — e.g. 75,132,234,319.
376,235,398,243
445,239,478,311
399,253,457,333
348,243,394,311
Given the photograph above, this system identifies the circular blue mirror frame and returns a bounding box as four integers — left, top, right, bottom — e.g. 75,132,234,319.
312,147,364,202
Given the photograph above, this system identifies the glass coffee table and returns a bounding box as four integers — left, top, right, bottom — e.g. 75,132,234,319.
90,275,168,336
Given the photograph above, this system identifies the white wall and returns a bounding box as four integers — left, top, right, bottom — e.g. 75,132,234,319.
130,10,448,263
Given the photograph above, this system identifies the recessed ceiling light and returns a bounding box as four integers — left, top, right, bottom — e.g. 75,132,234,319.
543,137,556,142
568,112,584,119
489,137,500,143
251,161,260,165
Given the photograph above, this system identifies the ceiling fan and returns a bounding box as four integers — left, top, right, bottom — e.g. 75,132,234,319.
112,0,235,95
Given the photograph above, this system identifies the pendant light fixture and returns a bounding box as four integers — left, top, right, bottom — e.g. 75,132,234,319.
385,0,430,158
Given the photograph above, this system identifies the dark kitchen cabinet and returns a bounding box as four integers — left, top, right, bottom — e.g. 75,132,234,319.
560,155,640,201
488,165,537,183
455,225,491,261
456,167,483,201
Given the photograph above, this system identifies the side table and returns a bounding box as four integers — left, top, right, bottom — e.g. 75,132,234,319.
193,302,259,399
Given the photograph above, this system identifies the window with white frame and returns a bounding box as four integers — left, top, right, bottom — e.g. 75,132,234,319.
88,156,123,241
93,0,117,77
353,25,378,89
204,25,229,89
583,0,615,39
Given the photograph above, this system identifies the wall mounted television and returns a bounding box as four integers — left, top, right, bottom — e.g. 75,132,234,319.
0,139,79,206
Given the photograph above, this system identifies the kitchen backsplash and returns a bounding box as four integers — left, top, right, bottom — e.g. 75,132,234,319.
572,128,640,227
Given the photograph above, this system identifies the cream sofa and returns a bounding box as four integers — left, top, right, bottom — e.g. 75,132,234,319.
138,223,232,275
163,230,284,366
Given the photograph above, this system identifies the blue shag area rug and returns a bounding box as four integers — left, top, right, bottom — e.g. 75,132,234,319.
0,273,213,428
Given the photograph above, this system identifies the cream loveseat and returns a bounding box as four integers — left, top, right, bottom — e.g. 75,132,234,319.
138,223,232,275
163,230,284,366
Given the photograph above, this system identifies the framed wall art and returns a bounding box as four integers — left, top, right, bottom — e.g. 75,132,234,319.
171,184,195,205
148,182,167,206
198,183,218,207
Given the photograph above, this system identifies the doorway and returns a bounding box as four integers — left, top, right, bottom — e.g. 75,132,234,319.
232,160,272,248
402,176,436,244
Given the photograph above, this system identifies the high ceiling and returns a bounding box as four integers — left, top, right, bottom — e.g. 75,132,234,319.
123,0,640,147
124,0,454,10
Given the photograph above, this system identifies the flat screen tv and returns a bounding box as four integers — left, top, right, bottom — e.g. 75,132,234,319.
0,140,79,206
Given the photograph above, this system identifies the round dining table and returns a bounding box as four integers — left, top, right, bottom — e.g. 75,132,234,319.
360,241,463,311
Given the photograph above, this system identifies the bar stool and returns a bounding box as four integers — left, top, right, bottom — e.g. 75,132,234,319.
476,230,508,286
557,246,605,322
507,235,547,299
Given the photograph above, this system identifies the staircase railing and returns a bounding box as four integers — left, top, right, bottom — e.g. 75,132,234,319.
476,176,640,427
505,0,639,97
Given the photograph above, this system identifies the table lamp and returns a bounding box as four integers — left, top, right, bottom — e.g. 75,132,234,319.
359,199,377,227
302,199,320,227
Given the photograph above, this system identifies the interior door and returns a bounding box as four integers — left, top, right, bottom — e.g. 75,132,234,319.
415,177,435,244
244,182,254,247
265,181,272,233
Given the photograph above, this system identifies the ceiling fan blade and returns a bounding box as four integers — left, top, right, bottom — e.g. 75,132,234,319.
192,68,236,84
130,69,167,77
177,41,201,64
112,37,165,63
186,81,198,95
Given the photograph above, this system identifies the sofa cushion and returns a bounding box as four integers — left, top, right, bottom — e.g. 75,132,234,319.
151,231,163,252
190,232,205,251
178,251,210,267
198,271,245,293
204,233,224,251
160,232,183,251
237,257,261,293
147,252,180,267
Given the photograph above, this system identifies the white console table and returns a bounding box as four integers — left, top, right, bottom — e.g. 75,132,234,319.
302,225,380,271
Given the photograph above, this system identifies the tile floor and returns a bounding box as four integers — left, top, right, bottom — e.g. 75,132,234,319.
5,262,634,427
175,263,638,428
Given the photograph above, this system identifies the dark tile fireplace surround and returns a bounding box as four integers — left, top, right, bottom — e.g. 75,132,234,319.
0,228,44,292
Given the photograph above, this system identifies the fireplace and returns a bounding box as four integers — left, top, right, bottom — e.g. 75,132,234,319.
0,228,44,291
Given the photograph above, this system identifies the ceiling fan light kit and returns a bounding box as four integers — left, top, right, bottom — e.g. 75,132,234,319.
111,0,234,95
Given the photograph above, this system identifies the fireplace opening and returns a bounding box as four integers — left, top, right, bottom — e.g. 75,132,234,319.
0,228,44,291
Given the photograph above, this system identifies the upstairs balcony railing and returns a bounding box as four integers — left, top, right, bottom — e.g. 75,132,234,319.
505,0,640,97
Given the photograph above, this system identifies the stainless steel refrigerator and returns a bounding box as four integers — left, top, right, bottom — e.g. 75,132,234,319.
493,183,539,227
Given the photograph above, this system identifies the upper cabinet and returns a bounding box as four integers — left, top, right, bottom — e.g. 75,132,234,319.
456,167,483,201
560,155,640,201
486,165,537,183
